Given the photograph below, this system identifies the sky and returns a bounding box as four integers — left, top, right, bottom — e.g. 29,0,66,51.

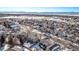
0,0,79,7
0,7,79,12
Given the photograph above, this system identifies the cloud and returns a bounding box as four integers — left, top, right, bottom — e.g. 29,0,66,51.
0,0,79,7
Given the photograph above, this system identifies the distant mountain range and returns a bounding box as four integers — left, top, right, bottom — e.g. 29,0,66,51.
0,12,79,16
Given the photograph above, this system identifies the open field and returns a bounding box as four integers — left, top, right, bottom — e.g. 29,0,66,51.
0,13,79,51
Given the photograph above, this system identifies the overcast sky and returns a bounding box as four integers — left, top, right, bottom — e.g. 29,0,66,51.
0,0,79,7
0,0,79,12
